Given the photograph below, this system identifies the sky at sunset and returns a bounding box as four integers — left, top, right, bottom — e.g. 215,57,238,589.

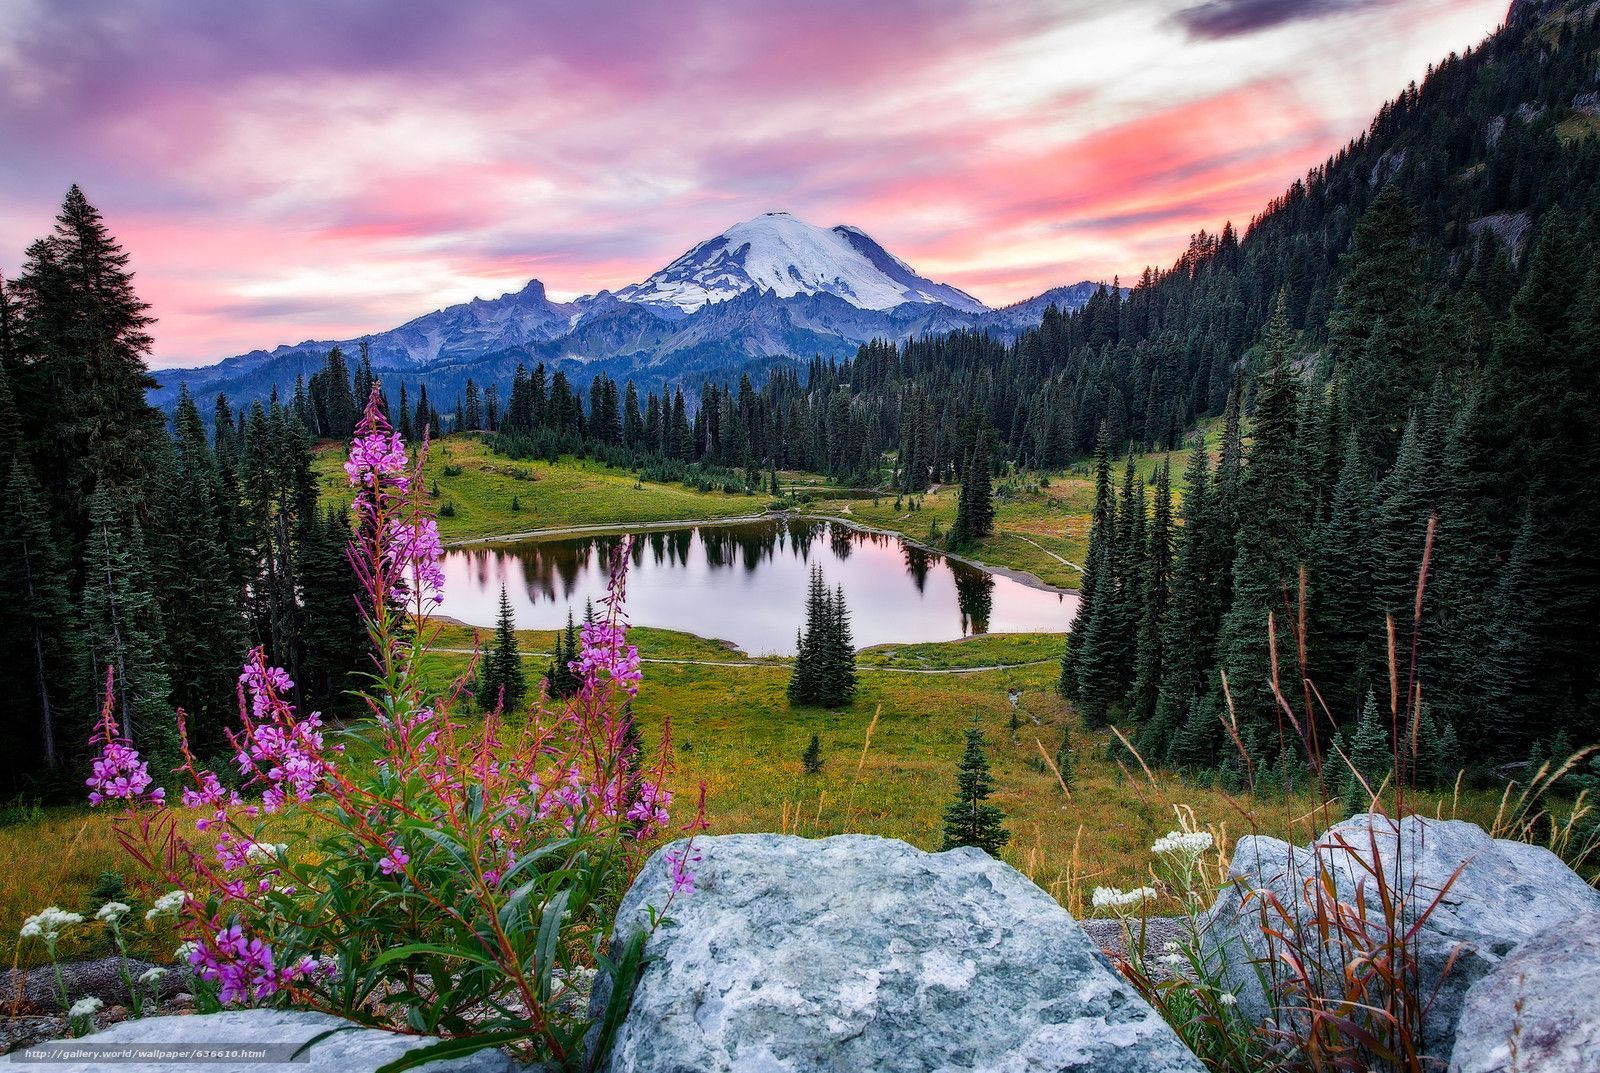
0,0,1511,368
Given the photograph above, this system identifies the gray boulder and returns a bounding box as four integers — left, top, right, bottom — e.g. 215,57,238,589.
1449,909,1600,1073
3,1010,523,1072
594,833,1203,1073
1207,814,1600,1064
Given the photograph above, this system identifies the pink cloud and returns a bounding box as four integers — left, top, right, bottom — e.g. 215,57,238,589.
0,0,1510,365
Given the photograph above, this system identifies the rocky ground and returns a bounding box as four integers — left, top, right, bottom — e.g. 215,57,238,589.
0,918,1184,1056
1,957,196,1053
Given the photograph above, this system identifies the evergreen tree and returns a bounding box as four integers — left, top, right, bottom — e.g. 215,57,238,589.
478,585,527,714
153,389,246,740
79,488,175,761
10,186,163,531
295,508,367,718
822,583,858,707
546,610,583,700
1062,425,1113,698
1343,691,1391,814
1311,440,1376,721
948,435,994,549
1129,458,1173,727
0,458,76,777
1216,301,1306,729
940,727,1010,855
802,732,823,775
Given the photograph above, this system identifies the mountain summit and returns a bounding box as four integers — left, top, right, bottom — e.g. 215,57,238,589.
153,215,1112,410
616,212,987,314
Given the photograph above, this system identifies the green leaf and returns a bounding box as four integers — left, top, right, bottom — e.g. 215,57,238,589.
371,942,495,971
534,889,571,1005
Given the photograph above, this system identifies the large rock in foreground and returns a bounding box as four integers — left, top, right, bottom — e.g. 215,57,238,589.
1208,814,1600,1064
1449,909,1600,1073
3,1010,522,1072
595,833,1203,1073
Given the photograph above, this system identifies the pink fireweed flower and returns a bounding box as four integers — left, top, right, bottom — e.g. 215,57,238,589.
229,651,331,813
573,620,642,698
625,782,672,837
378,838,410,877
343,398,408,492
188,924,331,1005
85,669,166,807
239,662,294,719
189,923,278,1005
387,516,445,608
666,846,700,896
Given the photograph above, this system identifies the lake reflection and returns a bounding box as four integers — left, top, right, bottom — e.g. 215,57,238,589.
439,518,1076,656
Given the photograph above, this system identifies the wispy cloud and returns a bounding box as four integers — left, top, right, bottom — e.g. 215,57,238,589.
1172,0,1391,41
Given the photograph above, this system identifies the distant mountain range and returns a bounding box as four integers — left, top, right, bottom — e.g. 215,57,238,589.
151,212,1114,409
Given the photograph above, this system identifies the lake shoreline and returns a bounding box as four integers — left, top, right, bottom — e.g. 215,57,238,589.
445,509,1078,598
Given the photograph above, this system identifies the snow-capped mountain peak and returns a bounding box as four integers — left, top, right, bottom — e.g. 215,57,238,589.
615,212,987,314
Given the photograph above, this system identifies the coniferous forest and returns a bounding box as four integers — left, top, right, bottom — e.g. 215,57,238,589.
0,189,367,795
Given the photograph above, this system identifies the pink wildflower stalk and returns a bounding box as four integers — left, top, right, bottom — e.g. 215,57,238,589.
86,667,166,807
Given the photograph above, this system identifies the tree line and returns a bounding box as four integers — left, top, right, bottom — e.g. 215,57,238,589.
0,188,365,795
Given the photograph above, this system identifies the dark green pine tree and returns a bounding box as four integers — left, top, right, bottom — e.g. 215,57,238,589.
0,457,78,777
940,727,1010,855
1215,302,1306,729
478,585,527,714
821,583,858,708
8,186,163,532
79,487,176,762
948,436,995,549
154,387,246,740
295,507,368,718
546,610,583,701
1326,189,1429,466
1343,691,1391,814
1112,461,1146,695
787,565,831,706
1061,425,1113,698
1130,458,1173,735
1423,390,1503,742
1311,440,1376,722
1153,439,1223,755
1478,513,1543,752
802,732,823,774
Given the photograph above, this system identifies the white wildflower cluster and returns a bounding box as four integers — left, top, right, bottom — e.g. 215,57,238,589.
145,889,188,921
245,842,288,863
138,967,167,985
175,940,199,961
1219,991,1238,1007
1151,831,1214,858
1091,886,1157,911
95,901,131,923
68,996,103,1019
20,907,85,942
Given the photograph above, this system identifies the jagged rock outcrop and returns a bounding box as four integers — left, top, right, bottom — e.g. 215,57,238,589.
1207,814,1600,1065
1449,909,1600,1073
593,833,1203,1073
2,1010,522,1072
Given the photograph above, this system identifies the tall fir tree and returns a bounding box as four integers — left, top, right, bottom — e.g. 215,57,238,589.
940,727,1010,855
478,585,527,714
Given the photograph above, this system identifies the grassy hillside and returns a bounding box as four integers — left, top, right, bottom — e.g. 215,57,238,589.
312,435,768,543
5,624,1516,970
